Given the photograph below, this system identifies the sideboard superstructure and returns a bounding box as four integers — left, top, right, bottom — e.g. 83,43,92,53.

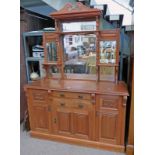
24,2,129,153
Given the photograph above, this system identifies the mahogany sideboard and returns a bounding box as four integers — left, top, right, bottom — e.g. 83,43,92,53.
24,79,128,152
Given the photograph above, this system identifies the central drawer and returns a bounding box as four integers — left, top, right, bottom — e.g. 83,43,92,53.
52,91,91,100
53,98,92,109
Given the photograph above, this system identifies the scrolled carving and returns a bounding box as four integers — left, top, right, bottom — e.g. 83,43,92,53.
102,100,117,108
57,2,96,13
51,2,101,18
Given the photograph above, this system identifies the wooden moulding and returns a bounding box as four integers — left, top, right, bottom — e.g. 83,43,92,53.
50,2,101,20
126,145,134,155
30,131,125,152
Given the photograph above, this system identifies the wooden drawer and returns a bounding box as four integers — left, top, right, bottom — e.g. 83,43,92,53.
97,95,120,110
52,91,91,100
53,98,92,110
29,89,48,104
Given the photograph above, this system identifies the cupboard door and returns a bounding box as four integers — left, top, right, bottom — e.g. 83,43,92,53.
72,109,93,140
53,104,72,136
52,99,95,139
96,110,119,144
30,105,50,133
57,109,72,135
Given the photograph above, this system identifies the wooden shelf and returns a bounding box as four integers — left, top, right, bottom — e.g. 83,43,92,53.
56,30,100,35
98,63,119,67
26,57,44,61
42,62,60,66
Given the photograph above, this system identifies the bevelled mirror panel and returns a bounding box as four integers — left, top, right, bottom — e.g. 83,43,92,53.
62,21,96,32
100,41,116,64
46,41,57,62
100,66,115,81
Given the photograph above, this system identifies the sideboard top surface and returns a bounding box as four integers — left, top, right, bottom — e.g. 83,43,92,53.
25,79,129,96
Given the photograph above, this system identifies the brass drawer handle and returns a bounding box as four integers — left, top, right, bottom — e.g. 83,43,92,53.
47,105,51,112
54,118,57,124
60,93,64,97
78,95,83,99
60,102,65,106
78,104,84,108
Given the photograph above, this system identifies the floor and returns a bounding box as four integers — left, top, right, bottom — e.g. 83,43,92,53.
20,125,126,155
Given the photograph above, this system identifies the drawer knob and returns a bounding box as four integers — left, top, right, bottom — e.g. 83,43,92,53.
47,105,51,112
78,104,83,108
60,93,64,97
78,95,83,99
54,118,57,124
48,90,51,93
60,102,65,106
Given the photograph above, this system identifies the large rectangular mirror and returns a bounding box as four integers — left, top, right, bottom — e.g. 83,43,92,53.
63,34,96,77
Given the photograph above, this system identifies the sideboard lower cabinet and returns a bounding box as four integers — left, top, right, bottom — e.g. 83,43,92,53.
52,98,94,140
27,89,50,133
49,91,95,140
25,79,128,152
96,95,123,145
24,2,129,153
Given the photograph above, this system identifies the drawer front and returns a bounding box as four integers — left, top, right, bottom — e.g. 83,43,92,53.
52,91,91,100
29,89,48,104
97,95,120,110
53,98,92,110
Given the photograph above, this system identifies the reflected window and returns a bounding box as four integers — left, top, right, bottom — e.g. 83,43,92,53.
100,41,116,64
62,21,96,32
63,34,96,74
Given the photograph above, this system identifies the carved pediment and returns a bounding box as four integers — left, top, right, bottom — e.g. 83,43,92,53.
51,2,101,19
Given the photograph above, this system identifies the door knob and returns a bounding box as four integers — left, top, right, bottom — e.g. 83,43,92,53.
60,102,65,106
78,103,83,108
78,95,83,99
60,93,64,97
54,118,57,124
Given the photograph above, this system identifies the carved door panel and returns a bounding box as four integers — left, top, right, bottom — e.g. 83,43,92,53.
72,109,94,140
96,110,119,144
52,99,94,139
96,95,123,144
30,105,50,133
52,103,72,136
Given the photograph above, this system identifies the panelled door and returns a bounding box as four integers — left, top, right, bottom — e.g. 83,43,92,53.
72,100,95,140
52,98,94,140
28,89,50,133
52,98,73,136
96,95,122,144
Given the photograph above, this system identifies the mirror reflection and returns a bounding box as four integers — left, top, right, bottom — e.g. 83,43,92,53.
100,41,116,64
100,66,115,81
62,21,96,32
48,66,61,78
63,34,96,74
46,41,57,62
